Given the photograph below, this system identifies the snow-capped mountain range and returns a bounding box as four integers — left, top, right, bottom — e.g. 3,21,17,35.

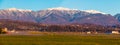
0,7,119,26
47,7,106,14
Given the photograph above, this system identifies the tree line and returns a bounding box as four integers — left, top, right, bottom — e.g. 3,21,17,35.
0,19,120,33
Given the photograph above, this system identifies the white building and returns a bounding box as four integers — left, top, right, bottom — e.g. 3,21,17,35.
112,31,119,34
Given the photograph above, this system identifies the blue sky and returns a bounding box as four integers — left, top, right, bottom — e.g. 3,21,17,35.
0,0,120,15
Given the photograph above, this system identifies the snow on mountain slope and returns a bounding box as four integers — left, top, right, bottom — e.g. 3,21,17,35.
47,7,78,11
5,8,32,12
0,7,118,26
83,10,106,14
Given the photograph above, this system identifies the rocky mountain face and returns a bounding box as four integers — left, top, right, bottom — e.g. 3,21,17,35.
0,7,119,26
115,14,120,22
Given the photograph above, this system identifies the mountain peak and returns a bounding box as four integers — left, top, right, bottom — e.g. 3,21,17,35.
6,8,32,12
83,10,106,14
47,7,78,10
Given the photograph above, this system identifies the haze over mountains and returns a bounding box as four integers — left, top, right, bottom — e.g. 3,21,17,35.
0,7,119,26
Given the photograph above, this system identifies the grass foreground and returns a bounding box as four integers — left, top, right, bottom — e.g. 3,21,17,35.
0,32,120,45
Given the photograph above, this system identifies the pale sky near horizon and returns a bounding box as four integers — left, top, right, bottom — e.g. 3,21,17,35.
0,0,119,15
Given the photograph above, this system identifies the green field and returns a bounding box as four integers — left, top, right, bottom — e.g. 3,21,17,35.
0,34,120,45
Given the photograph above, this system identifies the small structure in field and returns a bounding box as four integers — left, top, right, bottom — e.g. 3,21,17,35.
112,31,119,34
87,31,91,34
86,31,98,34
111,28,120,34
10,29,15,33
2,28,8,32
9,29,18,33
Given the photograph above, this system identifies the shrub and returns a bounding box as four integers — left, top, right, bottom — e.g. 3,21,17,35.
0,28,8,34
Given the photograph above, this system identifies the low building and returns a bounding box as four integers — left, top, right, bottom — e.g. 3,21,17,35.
86,31,97,34
112,31,119,34
87,31,91,34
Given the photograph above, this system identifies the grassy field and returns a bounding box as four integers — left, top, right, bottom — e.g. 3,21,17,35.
0,33,120,45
